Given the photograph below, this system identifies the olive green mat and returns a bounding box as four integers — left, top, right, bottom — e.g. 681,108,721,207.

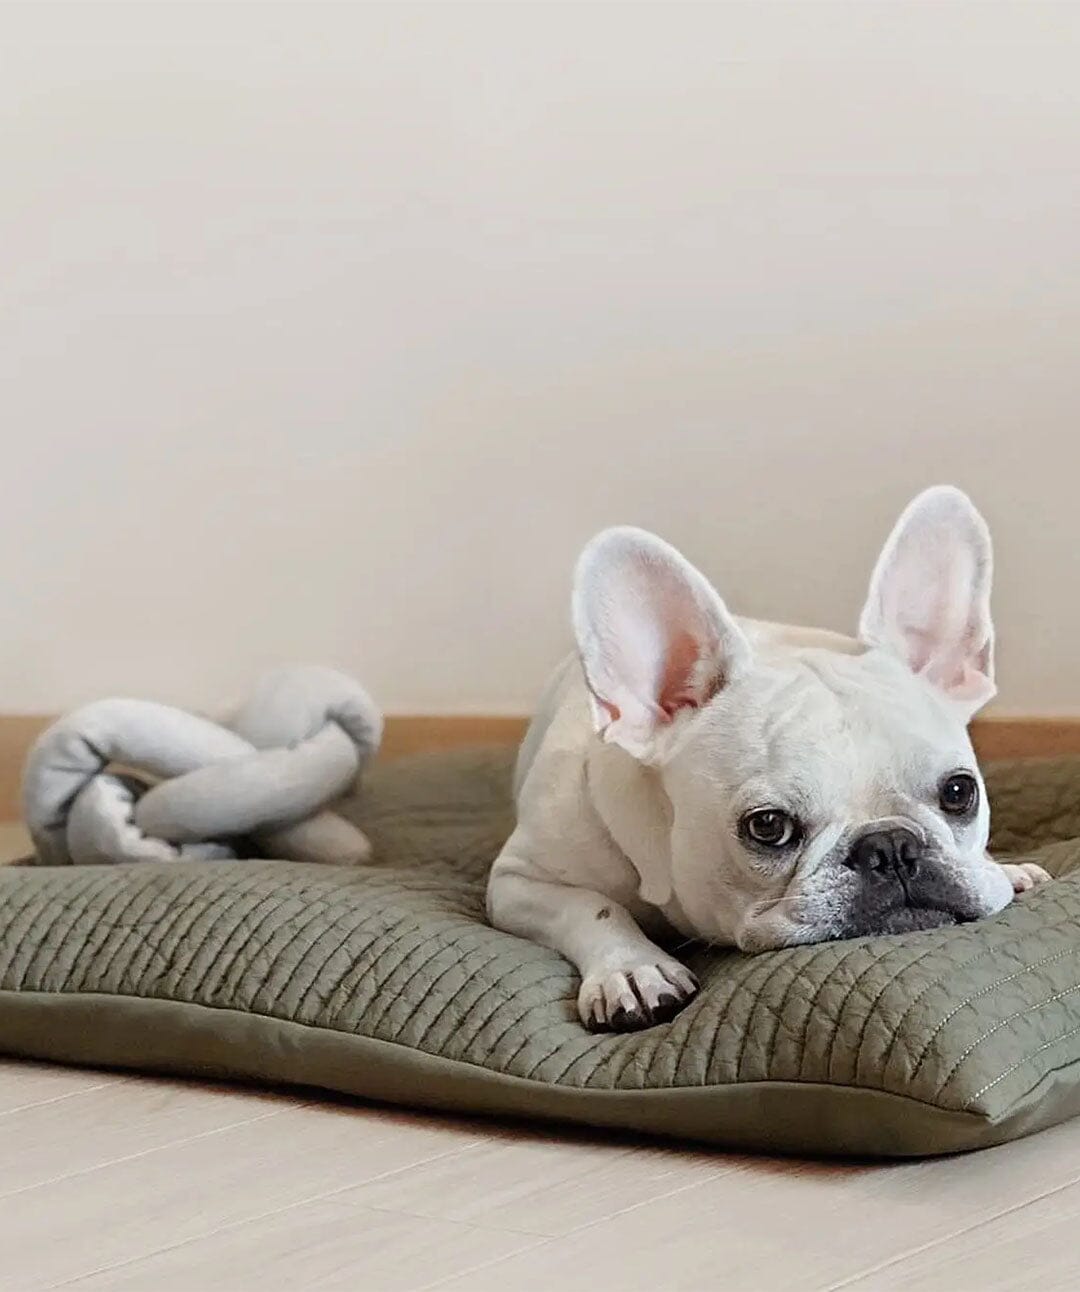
2,749,1080,1158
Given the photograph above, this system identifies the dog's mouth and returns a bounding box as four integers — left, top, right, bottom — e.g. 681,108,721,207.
840,862,984,937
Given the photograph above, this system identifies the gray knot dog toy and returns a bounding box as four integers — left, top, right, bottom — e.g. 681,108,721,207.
22,665,382,866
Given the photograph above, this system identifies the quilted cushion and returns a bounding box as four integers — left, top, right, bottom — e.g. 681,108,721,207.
2,750,1080,1158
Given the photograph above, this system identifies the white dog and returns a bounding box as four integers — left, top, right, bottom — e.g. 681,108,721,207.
487,487,1050,1032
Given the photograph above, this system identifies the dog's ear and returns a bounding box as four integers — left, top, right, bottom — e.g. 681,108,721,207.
572,527,752,759
859,486,995,717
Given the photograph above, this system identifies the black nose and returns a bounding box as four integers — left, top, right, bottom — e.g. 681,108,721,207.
847,826,924,877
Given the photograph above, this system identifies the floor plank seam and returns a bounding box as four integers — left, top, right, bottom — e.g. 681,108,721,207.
554,1162,745,1239
818,1167,1080,1291
0,1080,117,1122
0,1105,288,1206
322,1196,543,1239
42,1140,486,1291
413,1234,558,1292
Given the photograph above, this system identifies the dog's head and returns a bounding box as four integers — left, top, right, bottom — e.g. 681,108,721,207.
573,486,1014,950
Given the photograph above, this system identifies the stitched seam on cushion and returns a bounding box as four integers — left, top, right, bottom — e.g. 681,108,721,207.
413,946,515,1050
481,976,595,1080
443,966,576,1071
742,941,835,1083
81,874,190,993
246,884,391,1019
877,906,1080,1075
963,1020,1080,1109
793,937,889,1080
603,983,702,1093
360,924,493,1037
935,979,1080,1100
824,946,890,1079
708,946,809,1083
25,873,111,992
324,909,463,1032
111,873,226,998
656,947,789,1087
17,872,121,988
825,941,927,1082
305,912,425,1026
0,987,990,1119
9,873,112,990
457,969,578,1069
651,950,773,1089
198,883,324,1006
847,940,949,1085
343,888,489,1024
604,995,689,1091
628,981,704,1091
160,871,318,1000
224,885,345,1011
514,976,641,1083
375,926,496,1040
519,1023,603,1085
907,943,1080,1085
103,880,190,998
291,895,454,1025
186,880,323,1006
547,1027,629,1087
477,975,575,1065
877,920,1046,1060
0,886,62,980
788,939,872,1081
720,946,807,1084
2,886,61,985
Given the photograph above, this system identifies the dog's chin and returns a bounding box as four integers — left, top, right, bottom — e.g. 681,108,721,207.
862,905,967,935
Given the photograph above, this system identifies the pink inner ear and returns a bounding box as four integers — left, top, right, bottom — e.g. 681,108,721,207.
657,630,711,717
924,648,993,703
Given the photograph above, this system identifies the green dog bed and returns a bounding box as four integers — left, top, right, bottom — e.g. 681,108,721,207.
2,749,1080,1158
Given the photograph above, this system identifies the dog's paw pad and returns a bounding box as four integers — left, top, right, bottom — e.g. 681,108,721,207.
1001,861,1053,894
578,960,698,1032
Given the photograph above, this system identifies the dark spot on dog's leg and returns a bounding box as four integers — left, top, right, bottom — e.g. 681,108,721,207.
596,907,611,920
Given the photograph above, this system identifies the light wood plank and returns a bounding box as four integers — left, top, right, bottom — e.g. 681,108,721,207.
835,1176,1080,1291
340,1125,731,1237
0,714,50,822
378,715,528,759
972,716,1080,763
0,821,30,864
0,1100,482,1289
0,1076,290,1199
63,1196,542,1292
0,1059,118,1116
428,1118,1080,1292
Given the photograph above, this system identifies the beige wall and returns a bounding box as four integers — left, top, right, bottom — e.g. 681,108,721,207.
3,3,1079,716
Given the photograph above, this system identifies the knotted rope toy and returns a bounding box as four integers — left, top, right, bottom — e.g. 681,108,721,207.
22,665,382,866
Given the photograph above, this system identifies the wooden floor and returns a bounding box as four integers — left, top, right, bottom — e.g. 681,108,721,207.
2,825,1079,1290
2,1057,1080,1291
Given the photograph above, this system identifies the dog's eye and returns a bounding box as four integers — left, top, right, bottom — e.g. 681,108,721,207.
741,809,800,849
939,772,979,817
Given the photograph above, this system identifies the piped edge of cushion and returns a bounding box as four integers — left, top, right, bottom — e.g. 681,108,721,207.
3,988,1073,1160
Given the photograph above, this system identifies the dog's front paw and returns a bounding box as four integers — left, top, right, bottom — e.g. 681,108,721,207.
578,958,698,1032
1000,861,1053,895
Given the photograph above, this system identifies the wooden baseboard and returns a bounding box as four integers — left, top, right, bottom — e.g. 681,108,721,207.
2,712,1079,823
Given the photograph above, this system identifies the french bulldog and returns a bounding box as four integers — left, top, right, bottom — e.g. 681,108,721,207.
487,486,1050,1032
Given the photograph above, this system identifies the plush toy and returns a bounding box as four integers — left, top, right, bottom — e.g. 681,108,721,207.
22,665,382,866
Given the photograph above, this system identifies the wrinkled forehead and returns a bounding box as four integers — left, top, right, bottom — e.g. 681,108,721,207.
689,647,976,801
